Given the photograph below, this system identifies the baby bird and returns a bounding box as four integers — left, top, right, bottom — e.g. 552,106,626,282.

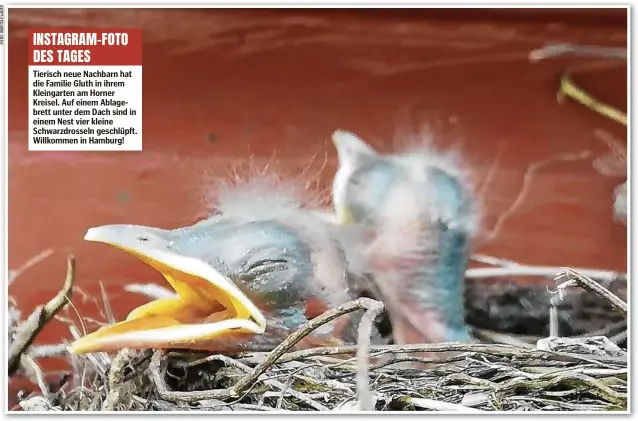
68,177,365,355
331,130,479,346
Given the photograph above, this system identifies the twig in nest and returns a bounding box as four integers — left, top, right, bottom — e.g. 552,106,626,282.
150,297,384,409
466,265,624,283
469,253,624,281
274,364,323,410
548,290,561,337
103,349,137,411
445,370,625,406
27,344,69,359
275,367,303,410
354,298,384,411
99,282,116,325
470,328,535,349
471,253,519,267
266,342,626,365
399,396,483,412
8,255,75,376
20,354,50,397
554,268,627,316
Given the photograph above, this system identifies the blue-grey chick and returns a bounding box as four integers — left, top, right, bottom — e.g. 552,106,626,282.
331,130,479,346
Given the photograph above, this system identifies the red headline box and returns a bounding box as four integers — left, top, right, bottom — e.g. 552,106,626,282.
28,28,142,66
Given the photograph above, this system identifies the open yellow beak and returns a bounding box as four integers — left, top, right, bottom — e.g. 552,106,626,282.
67,225,267,355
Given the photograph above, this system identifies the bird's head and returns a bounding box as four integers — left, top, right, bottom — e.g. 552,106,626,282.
67,224,268,355
329,129,478,346
67,175,360,355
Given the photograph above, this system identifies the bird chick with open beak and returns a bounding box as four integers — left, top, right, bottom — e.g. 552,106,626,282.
68,177,361,355
331,130,479,346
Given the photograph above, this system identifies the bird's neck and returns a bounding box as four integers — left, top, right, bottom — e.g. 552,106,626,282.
432,228,472,341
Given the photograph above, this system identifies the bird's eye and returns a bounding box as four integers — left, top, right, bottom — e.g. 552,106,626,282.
348,174,363,187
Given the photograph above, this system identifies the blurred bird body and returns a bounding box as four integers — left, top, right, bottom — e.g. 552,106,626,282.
331,130,479,346
68,178,361,355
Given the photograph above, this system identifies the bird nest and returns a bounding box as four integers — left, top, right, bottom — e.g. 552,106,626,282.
21,337,627,412
8,257,628,412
